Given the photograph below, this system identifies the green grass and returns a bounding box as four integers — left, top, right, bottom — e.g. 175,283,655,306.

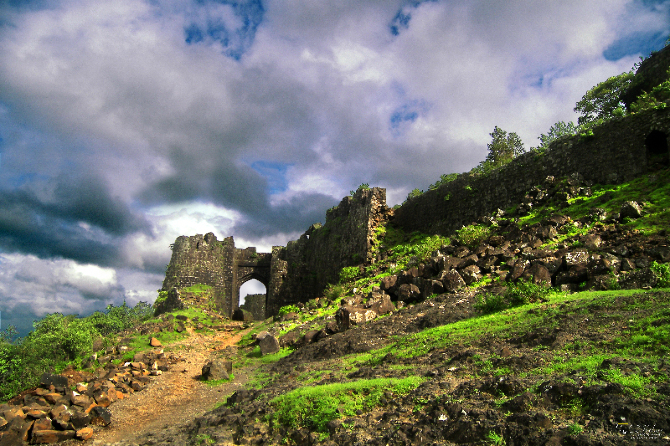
270,376,425,433
183,283,213,295
346,289,669,368
517,168,670,235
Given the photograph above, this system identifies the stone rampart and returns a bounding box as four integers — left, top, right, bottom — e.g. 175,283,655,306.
393,107,670,236
162,187,391,318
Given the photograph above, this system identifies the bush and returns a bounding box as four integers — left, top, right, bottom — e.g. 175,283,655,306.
475,280,554,314
651,261,670,288
339,266,360,283
456,224,492,249
278,304,301,317
0,301,153,402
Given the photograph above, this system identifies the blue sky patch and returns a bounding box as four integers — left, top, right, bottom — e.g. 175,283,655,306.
389,0,439,36
389,100,429,137
604,31,667,61
184,0,265,60
250,160,291,194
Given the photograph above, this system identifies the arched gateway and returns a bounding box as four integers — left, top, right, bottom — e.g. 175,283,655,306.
161,233,275,319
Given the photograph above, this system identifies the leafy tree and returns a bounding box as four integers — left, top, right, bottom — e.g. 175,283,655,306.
537,121,578,150
475,126,525,173
574,71,633,125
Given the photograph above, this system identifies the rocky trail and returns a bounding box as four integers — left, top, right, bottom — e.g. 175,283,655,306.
62,327,250,446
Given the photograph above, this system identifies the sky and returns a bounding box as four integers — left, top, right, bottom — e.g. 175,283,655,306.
0,0,669,336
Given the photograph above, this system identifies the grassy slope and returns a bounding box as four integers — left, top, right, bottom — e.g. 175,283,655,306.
205,168,670,446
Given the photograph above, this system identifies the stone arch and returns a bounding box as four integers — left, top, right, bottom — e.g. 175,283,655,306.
238,276,268,320
645,130,669,167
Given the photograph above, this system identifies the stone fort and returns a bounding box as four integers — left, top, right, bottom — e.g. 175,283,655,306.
161,47,670,319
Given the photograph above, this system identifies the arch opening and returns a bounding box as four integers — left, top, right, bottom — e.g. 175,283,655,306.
238,278,267,320
645,130,669,167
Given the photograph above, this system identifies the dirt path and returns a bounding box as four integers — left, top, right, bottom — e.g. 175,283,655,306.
64,327,250,446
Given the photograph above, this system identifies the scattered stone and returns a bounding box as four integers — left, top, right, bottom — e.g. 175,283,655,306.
620,201,643,219
259,333,280,355
202,359,232,381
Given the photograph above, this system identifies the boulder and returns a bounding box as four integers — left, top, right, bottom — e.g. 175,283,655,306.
40,373,68,391
555,266,588,286
279,330,301,348
365,292,395,315
89,406,112,426
379,275,398,293
460,265,481,285
202,359,233,381
149,337,162,347
522,263,552,286
440,270,466,292
396,283,422,303
31,430,76,444
259,334,280,355
336,306,377,330
564,251,589,267
421,280,444,299
620,201,643,219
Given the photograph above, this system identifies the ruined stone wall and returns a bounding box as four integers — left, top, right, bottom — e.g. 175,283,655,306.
393,108,670,236
240,294,266,321
162,233,235,315
266,187,391,315
622,44,670,107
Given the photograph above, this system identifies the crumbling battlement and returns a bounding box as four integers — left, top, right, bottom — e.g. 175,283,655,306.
161,187,391,319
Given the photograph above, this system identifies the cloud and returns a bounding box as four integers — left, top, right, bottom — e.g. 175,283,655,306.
0,0,667,334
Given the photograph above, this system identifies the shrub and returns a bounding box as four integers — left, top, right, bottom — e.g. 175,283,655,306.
456,224,492,249
339,266,360,283
475,280,554,314
277,304,301,317
650,261,670,288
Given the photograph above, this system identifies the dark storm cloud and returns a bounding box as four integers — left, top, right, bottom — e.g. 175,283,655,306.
0,175,150,265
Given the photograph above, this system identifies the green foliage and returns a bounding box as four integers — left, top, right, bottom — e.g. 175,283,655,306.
278,304,301,317
630,73,670,113
350,183,370,196
650,261,670,288
567,423,583,436
455,224,491,249
475,280,554,315
0,300,153,402
183,284,213,295
486,431,506,445
154,290,168,307
428,173,458,190
536,121,578,150
574,70,633,125
90,301,153,336
324,284,345,301
474,126,525,174
339,266,360,283
270,377,424,433
405,188,423,201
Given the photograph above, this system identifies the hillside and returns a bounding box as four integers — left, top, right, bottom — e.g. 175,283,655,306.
101,166,669,446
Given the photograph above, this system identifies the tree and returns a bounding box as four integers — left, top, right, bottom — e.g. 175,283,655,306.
537,121,578,150
475,126,525,173
574,71,633,125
